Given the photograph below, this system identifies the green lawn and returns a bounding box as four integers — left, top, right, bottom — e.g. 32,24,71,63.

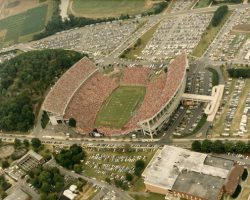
71,0,152,18
0,4,48,47
131,193,165,200
121,22,159,60
194,0,212,8
95,86,145,128
192,11,232,57
207,67,219,86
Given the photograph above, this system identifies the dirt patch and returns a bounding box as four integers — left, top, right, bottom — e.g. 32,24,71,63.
76,185,95,200
0,0,42,19
240,188,250,199
0,145,14,159
232,24,250,33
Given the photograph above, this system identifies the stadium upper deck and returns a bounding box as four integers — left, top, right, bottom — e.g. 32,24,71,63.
42,54,188,136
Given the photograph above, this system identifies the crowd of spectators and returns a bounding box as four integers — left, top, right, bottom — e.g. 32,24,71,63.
126,54,187,129
121,67,151,85
64,71,118,132
43,57,97,116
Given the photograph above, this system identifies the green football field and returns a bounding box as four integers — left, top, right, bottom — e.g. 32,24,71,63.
71,0,152,18
95,86,146,128
0,4,48,47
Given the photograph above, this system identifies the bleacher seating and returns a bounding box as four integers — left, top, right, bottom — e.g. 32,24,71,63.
64,72,118,132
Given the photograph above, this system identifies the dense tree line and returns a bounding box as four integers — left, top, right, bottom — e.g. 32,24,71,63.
227,68,250,78
0,175,10,199
55,144,86,170
28,166,64,200
192,139,250,154
141,1,169,16
211,5,228,27
34,0,169,40
0,49,83,132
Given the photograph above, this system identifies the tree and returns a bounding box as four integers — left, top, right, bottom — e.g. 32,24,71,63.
211,5,228,27
73,164,82,173
69,118,76,127
14,138,22,148
211,140,224,153
134,160,146,177
105,177,111,184
125,173,133,182
1,160,9,169
224,141,235,153
23,139,30,148
41,182,50,193
135,160,145,169
55,144,86,169
235,141,246,154
55,181,64,192
31,138,41,149
47,193,58,200
0,49,83,132
201,139,213,153
191,141,201,152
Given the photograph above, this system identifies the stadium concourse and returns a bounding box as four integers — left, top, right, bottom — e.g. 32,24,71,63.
42,54,188,137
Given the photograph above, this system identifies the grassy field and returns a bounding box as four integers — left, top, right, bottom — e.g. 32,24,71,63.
194,0,211,8
71,0,153,18
0,4,48,47
192,11,232,57
207,67,219,86
121,22,159,59
95,86,145,128
131,193,165,200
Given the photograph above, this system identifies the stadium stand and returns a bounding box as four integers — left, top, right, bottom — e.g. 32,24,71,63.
43,57,97,118
43,54,187,137
64,72,118,132
121,67,151,85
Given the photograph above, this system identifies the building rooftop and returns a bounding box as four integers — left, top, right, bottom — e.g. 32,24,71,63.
143,145,232,198
26,150,44,161
224,164,244,195
172,171,225,200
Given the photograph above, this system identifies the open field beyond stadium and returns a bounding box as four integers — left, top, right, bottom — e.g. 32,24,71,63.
70,0,154,18
95,86,146,129
0,4,48,47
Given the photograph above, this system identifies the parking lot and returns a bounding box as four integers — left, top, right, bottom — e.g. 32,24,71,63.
212,78,250,137
141,13,212,61
32,19,142,56
209,7,250,62
170,0,194,13
77,144,158,182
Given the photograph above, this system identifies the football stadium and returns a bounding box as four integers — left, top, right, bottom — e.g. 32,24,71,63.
42,54,188,137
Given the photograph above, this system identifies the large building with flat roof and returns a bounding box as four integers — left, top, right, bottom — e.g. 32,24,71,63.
142,145,244,200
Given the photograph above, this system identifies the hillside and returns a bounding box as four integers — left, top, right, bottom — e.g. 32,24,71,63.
0,49,84,132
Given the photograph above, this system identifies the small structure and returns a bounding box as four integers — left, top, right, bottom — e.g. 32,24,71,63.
17,150,45,171
4,188,29,200
62,189,77,200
